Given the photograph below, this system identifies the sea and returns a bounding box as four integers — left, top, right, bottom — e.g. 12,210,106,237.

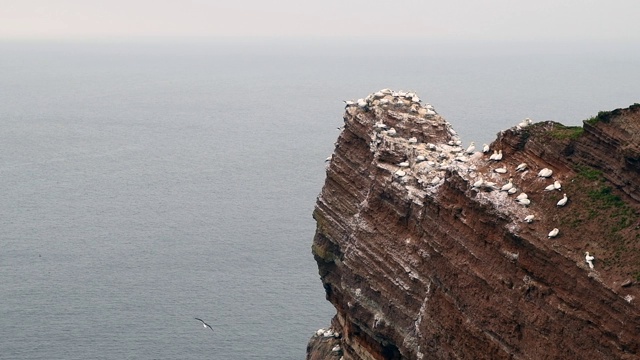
1,38,639,359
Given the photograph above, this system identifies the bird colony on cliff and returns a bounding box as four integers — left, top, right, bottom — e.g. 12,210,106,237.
336,89,595,271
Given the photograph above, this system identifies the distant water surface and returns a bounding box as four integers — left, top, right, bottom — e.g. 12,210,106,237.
1,39,639,359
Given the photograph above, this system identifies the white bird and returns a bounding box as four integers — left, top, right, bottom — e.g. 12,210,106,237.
316,329,325,336
501,178,514,192
544,183,556,191
195,318,214,332
473,178,484,188
524,215,535,223
585,252,595,269
325,155,332,162
494,167,507,174
466,142,476,154
398,161,410,167
357,98,367,108
553,180,561,190
431,176,441,185
332,345,342,353
427,143,437,150
516,192,528,200
508,187,518,194
518,118,533,128
548,228,559,238
494,150,503,161
343,100,355,106
416,155,426,162
408,137,418,144
557,193,568,207
489,150,498,160
482,143,490,153
394,169,406,177
538,168,553,178
386,128,397,136
517,198,531,206
374,122,388,130
515,163,527,172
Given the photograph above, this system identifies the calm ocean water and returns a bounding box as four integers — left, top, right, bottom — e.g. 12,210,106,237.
1,39,639,359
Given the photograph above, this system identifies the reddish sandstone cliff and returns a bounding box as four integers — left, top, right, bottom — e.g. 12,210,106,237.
307,91,640,360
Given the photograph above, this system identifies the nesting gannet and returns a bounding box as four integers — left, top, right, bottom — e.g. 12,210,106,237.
494,167,507,174
323,329,335,338
343,100,355,106
544,183,557,191
548,228,559,238
431,176,441,185
508,187,518,194
473,178,484,188
427,143,436,150
195,318,214,332
408,137,418,144
489,150,498,160
398,161,410,167
316,328,325,336
501,178,514,191
482,144,490,153
585,252,595,269
517,198,531,206
524,215,535,223
492,150,503,161
515,163,527,172
325,155,332,162
374,122,388,130
357,99,367,108
416,155,426,162
387,128,397,136
518,118,532,128
557,193,568,206
466,142,476,154
332,345,342,353
394,169,406,177
538,168,553,178
553,180,561,190
516,192,528,200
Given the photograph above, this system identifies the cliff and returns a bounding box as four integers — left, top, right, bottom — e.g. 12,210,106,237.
307,90,640,360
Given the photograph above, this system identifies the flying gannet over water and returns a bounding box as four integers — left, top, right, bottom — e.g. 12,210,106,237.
195,318,214,332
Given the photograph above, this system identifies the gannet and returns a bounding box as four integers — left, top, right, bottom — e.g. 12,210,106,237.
408,137,418,144
356,99,367,108
332,345,342,353
538,168,553,178
585,252,595,269
195,318,214,332
387,128,397,136
516,192,528,200
515,163,527,172
548,228,559,238
489,150,498,160
482,143,490,153
517,198,531,206
374,122,388,130
518,118,532,128
431,176,441,185
398,161,410,167
553,180,561,190
394,169,406,177
494,167,507,174
316,329,325,336
544,183,556,191
416,155,426,162
473,178,484,188
557,193,568,206
325,155,332,162
466,142,476,154
524,215,535,223
508,187,518,194
493,150,503,161
343,100,355,106
501,178,514,191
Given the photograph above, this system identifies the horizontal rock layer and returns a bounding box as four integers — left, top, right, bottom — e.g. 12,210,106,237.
308,92,640,359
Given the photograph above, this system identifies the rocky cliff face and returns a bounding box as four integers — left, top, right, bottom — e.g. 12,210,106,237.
307,91,640,360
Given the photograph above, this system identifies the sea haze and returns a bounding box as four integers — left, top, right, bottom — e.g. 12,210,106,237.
1,39,639,359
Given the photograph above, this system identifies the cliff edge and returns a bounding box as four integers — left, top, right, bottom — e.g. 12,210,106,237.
307,90,640,359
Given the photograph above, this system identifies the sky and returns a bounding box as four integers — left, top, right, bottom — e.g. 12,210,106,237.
1,0,640,42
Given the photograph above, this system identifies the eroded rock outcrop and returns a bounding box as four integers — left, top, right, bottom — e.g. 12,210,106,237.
308,90,640,359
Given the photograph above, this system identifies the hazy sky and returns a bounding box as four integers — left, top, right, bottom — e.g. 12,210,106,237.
1,0,640,41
